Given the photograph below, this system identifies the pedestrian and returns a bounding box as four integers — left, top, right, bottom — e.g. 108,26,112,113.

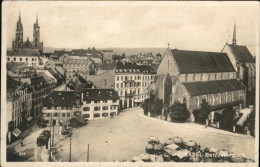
21,139,24,147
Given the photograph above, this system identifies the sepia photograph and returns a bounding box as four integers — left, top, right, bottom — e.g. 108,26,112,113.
1,1,259,167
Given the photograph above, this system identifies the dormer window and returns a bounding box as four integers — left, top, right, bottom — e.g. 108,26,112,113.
98,91,101,97
124,69,127,72
109,91,112,96
86,92,89,97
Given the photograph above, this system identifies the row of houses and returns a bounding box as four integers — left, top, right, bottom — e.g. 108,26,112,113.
41,89,119,125
6,65,63,142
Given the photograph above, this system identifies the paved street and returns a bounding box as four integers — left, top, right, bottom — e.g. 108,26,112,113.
56,107,255,162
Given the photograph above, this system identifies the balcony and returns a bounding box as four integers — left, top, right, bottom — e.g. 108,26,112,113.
125,93,135,98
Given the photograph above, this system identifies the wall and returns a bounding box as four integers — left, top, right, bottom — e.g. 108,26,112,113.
7,55,39,66
222,44,238,71
157,49,179,76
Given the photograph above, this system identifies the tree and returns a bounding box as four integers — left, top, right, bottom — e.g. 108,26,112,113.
195,98,211,124
142,98,149,116
221,105,236,131
169,101,190,122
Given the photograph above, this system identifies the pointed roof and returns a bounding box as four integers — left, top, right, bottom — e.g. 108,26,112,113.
227,44,255,63
232,23,236,45
16,12,23,30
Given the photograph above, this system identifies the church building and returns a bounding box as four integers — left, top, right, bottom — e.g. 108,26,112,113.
152,46,247,122
7,13,43,66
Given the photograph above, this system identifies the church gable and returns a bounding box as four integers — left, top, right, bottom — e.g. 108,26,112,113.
157,48,179,76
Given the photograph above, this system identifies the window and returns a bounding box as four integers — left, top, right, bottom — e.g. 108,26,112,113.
110,112,116,116
112,100,117,103
83,114,90,118
67,113,70,117
32,58,34,61
94,106,100,111
86,100,91,104
74,111,80,116
102,113,108,117
20,58,22,61
102,106,108,110
111,105,117,110
103,100,107,103
121,76,123,80
54,113,59,117
86,92,89,97
208,73,210,80
121,83,123,88
7,57,10,61
14,58,16,61
26,58,28,61
196,97,200,108
185,74,188,82
117,83,119,88
94,100,100,103
94,113,100,118
62,113,66,117
83,107,90,111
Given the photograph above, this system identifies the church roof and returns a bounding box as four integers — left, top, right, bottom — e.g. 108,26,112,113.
182,79,246,96
227,44,255,63
170,49,235,74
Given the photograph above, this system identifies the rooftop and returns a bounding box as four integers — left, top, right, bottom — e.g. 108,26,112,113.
82,88,119,101
170,49,235,74
182,79,246,96
43,91,76,108
227,44,255,63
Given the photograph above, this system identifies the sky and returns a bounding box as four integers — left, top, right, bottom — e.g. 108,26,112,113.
3,1,259,56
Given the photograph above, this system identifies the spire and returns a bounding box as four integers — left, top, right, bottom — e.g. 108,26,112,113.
232,23,236,45
19,11,21,22
36,12,38,25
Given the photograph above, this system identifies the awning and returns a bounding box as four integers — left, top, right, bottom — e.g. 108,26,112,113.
173,149,190,159
27,116,32,121
164,143,179,150
12,128,21,137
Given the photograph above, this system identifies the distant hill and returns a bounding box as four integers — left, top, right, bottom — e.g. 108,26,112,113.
43,47,72,53
44,47,166,56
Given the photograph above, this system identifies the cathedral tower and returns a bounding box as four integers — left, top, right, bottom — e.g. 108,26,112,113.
15,12,23,46
33,13,40,47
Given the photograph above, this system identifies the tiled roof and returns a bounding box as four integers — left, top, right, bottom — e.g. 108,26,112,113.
82,89,119,101
53,50,72,57
116,62,156,74
171,49,235,73
182,79,246,96
87,70,115,89
30,76,46,87
7,77,22,93
7,50,40,56
228,44,255,63
48,69,60,79
43,91,76,107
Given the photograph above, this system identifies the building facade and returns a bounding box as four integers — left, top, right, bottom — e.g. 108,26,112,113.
7,78,33,131
115,62,156,109
42,89,119,124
